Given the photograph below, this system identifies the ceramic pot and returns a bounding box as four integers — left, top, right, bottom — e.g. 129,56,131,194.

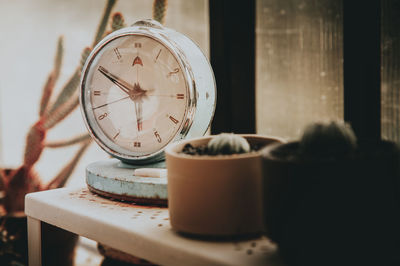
165,134,283,238
261,140,400,266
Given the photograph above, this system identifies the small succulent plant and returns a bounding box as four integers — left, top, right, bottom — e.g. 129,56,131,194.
207,133,251,155
299,121,357,159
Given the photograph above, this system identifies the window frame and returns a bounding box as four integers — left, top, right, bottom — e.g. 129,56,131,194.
209,0,382,140
209,0,256,134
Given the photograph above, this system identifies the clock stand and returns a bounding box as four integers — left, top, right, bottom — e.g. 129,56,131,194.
79,19,215,206
86,159,168,206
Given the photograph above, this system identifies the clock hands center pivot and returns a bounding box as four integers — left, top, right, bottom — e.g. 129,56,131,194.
98,66,154,133
129,82,147,102
98,66,148,102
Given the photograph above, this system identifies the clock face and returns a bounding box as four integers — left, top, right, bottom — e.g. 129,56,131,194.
82,34,188,158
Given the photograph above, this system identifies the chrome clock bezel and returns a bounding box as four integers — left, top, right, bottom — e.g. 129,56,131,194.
80,20,215,164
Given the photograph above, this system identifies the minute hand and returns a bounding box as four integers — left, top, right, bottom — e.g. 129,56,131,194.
98,66,134,95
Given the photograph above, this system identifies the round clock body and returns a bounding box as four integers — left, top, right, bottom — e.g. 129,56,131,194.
80,20,216,164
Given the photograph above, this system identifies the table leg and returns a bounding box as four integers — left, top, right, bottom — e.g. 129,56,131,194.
27,216,42,266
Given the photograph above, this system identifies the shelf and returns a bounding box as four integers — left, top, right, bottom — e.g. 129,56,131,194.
25,187,282,266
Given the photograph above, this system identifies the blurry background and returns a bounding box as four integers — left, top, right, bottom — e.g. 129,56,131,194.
256,0,343,139
1,0,399,184
211,0,400,144
1,0,399,264
0,0,209,187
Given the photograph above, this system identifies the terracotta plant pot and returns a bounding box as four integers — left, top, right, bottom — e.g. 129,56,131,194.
261,140,400,266
165,134,283,238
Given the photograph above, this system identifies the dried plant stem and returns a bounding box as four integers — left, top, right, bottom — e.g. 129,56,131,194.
93,0,117,47
46,139,92,189
45,134,91,148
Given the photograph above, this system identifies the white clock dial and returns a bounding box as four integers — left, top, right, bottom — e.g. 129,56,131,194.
85,35,187,157
81,20,216,164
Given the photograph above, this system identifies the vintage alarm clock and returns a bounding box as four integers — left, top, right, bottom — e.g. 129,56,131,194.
80,19,216,204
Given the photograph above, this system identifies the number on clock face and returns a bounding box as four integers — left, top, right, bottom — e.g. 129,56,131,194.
86,35,188,156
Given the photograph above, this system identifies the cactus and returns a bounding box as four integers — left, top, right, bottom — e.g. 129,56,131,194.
0,0,168,214
153,0,168,24
111,12,126,31
207,133,251,155
0,0,158,215
299,121,357,159
0,0,169,263
93,0,117,47
39,36,64,117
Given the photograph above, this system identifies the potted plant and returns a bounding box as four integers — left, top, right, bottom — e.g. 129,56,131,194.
165,133,283,238
261,121,400,266
0,1,129,265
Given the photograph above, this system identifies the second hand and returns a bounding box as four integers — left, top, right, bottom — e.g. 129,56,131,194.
92,96,130,110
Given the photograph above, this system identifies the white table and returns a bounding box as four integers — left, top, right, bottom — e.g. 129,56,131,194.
25,187,283,266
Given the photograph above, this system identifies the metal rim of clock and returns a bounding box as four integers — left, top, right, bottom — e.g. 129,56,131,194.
80,21,201,164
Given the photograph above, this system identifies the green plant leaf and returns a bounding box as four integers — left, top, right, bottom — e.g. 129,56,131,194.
43,94,79,130
111,12,126,31
39,36,64,117
47,68,80,115
54,36,64,80
153,0,168,24
93,0,117,47
45,134,91,148
23,122,46,168
81,47,92,68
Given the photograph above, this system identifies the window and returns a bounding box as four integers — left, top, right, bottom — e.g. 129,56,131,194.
211,0,399,144
382,0,400,143
256,0,343,139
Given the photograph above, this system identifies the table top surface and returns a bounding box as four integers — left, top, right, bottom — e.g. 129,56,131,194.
25,187,283,266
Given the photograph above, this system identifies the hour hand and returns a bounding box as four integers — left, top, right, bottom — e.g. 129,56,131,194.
98,66,133,95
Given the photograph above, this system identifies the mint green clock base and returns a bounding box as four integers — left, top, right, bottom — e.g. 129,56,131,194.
86,159,168,206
